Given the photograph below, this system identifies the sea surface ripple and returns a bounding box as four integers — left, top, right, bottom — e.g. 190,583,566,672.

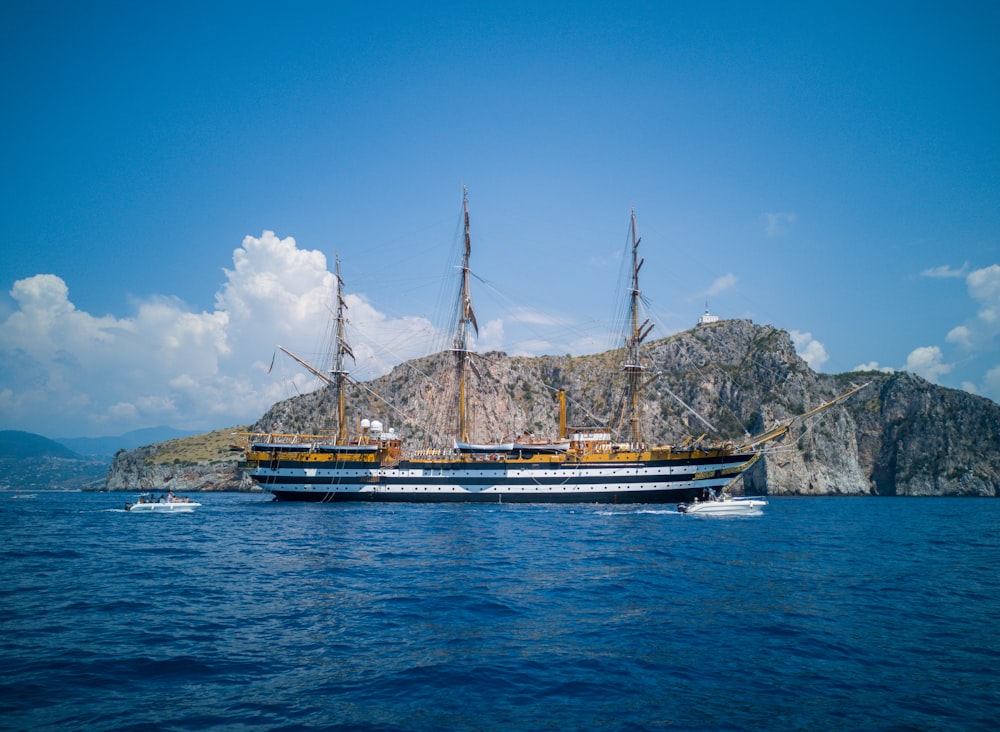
1,492,997,731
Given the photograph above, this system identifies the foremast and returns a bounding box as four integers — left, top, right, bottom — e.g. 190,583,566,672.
273,253,355,444
452,186,479,443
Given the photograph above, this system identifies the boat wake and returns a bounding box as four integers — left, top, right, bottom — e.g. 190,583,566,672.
595,507,683,516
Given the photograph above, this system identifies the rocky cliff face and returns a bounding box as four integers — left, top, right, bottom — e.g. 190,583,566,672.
103,444,248,492
855,373,1000,496
108,320,1000,496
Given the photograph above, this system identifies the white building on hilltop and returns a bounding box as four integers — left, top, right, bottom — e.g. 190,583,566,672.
697,303,720,326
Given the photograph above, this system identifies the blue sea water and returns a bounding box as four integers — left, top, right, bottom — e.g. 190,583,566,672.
0,492,997,731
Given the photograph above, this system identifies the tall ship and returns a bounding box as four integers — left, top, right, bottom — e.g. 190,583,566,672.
240,191,865,503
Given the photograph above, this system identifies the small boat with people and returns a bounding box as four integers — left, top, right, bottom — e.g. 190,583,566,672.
124,491,200,512
678,488,766,516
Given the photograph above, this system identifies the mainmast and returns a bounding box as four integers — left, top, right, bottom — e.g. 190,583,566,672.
622,209,654,447
329,255,354,444
452,186,478,443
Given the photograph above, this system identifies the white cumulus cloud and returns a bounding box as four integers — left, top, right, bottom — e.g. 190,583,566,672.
946,325,973,349
853,361,896,374
0,276,233,435
921,263,969,279
474,319,506,352
916,263,1000,401
702,273,737,297
904,346,953,383
968,264,1000,327
790,330,829,372
0,231,439,437
938,264,1000,351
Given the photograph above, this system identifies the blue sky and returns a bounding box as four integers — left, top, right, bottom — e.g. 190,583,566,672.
1,1,998,438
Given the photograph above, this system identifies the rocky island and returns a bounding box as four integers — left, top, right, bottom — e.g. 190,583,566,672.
103,319,1000,497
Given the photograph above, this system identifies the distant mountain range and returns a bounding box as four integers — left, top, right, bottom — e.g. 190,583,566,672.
0,427,202,490
55,426,201,459
0,430,82,460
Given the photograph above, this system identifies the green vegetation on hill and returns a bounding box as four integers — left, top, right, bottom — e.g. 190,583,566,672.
142,427,250,465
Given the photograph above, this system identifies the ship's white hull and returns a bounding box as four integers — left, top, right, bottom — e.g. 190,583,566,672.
249,453,757,504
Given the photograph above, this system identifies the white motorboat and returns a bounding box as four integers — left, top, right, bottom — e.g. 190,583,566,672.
124,492,200,512
678,491,766,516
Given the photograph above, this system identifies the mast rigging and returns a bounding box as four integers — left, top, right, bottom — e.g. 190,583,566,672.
621,208,651,447
329,255,354,444
452,186,478,443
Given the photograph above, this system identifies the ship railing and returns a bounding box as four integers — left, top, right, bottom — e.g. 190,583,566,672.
237,431,387,452
407,447,460,460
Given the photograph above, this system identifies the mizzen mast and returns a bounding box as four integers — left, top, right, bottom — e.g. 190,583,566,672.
452,186,479,443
